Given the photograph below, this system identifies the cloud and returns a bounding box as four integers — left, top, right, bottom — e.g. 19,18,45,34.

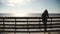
0,0,31,7
7,3,15,7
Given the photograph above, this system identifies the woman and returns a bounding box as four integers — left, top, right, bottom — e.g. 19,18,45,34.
42,9,49,31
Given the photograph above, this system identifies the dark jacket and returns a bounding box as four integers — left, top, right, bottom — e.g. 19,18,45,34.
42,10,49,22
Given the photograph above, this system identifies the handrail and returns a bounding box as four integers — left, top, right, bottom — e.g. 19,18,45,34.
0,17,60,33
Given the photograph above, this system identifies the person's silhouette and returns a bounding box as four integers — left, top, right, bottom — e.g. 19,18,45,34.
42,9,49,31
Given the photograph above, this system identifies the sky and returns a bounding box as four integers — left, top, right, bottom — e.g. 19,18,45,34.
0,0,60,16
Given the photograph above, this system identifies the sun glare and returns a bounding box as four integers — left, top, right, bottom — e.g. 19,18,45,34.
13,13,28,17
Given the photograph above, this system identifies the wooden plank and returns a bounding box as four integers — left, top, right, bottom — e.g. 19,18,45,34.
0,23,60,26
0,30,60,32
0,20,60,22
0,26,60,29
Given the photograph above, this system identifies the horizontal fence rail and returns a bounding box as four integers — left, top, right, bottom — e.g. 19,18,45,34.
0,17,60,33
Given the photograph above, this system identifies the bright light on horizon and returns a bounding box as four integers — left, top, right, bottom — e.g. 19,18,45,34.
13,13,28,17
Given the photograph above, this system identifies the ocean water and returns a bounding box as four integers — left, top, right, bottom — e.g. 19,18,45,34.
0,13,60,17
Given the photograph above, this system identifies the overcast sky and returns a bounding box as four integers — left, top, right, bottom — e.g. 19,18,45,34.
0,0,60,16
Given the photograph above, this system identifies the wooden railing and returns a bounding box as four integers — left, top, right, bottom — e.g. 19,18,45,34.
0,17,60,33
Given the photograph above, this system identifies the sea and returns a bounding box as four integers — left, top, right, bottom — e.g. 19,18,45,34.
0,13,60,17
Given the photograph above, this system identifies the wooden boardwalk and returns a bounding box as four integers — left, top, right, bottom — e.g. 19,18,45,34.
0,17,60,33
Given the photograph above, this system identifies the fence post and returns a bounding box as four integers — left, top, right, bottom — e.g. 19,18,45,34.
14,18,16,34
50,18,52,30
3,18,5,32
39,19,41,31
27,18,30,34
